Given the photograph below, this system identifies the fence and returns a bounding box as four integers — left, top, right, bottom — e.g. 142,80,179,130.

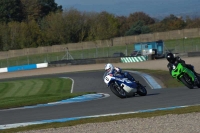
0,28,200,67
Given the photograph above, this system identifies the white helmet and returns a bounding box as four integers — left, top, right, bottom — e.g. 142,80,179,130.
105,63,114,74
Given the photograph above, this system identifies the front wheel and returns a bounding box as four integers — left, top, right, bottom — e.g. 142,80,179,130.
136,83,147,96
110,83,127,98
179,75,194,89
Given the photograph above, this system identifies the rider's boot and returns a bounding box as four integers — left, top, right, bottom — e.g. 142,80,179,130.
129,77,136,82
134,80,139,83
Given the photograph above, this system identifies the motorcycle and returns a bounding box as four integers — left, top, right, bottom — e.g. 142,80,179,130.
170,63,200,89
103,72,147,98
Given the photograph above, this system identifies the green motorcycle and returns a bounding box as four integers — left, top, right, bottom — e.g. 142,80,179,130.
171,63,200,89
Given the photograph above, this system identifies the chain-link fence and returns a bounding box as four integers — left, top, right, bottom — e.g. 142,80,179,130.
163,37,200,54
1,27,200,66
1,37,200,68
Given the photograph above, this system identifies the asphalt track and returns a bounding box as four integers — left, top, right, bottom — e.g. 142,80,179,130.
1,70,200,128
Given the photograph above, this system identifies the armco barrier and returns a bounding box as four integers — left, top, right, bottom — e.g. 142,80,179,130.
0,63,48,73
48,56,150,67
188,52,200,57
48,57,121,67
0,56,149,73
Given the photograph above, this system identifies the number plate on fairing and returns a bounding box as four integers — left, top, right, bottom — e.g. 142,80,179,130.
104,75,112,84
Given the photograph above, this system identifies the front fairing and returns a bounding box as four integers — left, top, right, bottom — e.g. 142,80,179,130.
171,63,184,78
103,71,109,80
171,63,195,81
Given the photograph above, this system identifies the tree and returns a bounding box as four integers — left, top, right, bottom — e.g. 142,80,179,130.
0,23,10,50
41,12,68,45
161,14,178,23
161,14,186,30
21,0,42,22
21,0,62,22
88,11,119,40
77,12,92,42
62,8,85,43
185,17,200,28
7,22,21,49
116,15,129,36
127,12,155,27
125,20,151,36
19,20,41,48
149,23,167,32
39,0,62,18
0,0,24,23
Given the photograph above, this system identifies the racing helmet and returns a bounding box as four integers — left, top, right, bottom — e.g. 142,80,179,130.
105,63,114,74
166,53,175,63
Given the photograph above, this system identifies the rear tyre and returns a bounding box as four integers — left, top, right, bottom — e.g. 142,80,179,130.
110,83,127,98
197,83,200,88
179,75,194,89
194,74,200,88
136,83,147,96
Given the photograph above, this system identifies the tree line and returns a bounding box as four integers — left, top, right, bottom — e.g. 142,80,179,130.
0,0,200,51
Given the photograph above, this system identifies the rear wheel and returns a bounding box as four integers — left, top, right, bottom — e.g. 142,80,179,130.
136,83,147,96
110,83,127,98
179,75,194,89
194,74,200,88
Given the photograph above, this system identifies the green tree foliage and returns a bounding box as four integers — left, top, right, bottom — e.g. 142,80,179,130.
127,12,155,27
160,14,186,30
21,0,62,22
19,20,42,48
0,0,24,23
0,24,6,50
125,21,151,36
21,0,42,22
0,0,62,23
39,0,62,17
149,23,166,32
7,22,21,49
88,11,119,40
185,17,200,28
41,12,68,45
64,9,86,42
0,0,200,52
116,16,129,36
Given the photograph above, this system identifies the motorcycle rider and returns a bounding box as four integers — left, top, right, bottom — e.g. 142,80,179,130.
166,52,199,83
104,63,136,82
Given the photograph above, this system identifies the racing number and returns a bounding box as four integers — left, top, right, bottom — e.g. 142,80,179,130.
105,77,109,81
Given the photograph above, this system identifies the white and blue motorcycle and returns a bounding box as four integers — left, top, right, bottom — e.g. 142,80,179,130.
103,72,147,98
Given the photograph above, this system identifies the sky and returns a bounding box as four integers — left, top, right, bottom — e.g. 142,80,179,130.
55,0,126,5
55,0,200,18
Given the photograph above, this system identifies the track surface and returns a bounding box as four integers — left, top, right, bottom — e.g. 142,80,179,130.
1,70,200,125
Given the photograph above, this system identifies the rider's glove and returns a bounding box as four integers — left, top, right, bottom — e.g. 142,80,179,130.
115,67,121,73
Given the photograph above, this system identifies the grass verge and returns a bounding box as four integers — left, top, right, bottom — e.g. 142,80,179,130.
0,78,91,109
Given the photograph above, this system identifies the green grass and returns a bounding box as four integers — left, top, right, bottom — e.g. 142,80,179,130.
0,78,91,109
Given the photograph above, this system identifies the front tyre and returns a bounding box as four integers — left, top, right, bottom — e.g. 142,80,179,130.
179,76,194,89
137,83,147,96
110,83,127,98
